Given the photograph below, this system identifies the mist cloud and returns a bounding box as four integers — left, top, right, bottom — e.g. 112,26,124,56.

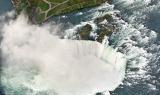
1,13,126,95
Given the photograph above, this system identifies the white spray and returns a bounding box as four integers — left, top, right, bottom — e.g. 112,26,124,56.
1,14,126,95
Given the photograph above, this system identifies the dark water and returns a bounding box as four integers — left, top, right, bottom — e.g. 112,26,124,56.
0,0,13,94
0,0,13,15
1,0,160,95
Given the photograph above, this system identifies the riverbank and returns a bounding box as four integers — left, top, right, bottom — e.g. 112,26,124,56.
11,0,109,23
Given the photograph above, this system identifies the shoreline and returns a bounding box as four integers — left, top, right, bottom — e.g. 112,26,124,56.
10,0,109,24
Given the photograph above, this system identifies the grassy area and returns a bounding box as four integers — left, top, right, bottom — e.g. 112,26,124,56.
47,3,69,16
47,0,108,17
47,0,66,3
36,13,45,21
38,0,50,11
12,0,109,23
51,3,57,8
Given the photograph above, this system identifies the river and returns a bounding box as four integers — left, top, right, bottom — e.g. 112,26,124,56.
0,0,160,95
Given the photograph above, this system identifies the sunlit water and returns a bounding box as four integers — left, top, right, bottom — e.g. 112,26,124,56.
1,0,160,95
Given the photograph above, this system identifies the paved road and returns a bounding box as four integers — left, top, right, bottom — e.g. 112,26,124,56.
38,0,70,18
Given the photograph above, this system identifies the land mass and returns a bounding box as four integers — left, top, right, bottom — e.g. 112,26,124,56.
78,14,114,42
11,0,114,43
11,0,109,23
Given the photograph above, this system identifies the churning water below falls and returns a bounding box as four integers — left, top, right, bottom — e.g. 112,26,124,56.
0,0,160,95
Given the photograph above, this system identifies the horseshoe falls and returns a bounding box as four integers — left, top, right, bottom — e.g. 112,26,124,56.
0,13,126,95
1,0,160,95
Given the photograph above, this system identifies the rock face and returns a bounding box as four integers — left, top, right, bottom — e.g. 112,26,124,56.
78,14,115,43
11,0,109,23
79,24,92,40
97,27,111,42
94,14,110,23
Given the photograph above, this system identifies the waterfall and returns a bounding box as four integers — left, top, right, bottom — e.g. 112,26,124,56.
1,14,126,95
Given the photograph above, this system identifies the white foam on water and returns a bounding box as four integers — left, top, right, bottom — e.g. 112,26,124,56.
63,2,117,41
1,14,126,95
62,0,160,93
108,2,160,94
61,2,156,87
76,12,83,16
112,0,151,8
64,1,157,69
2,0,159,94
64,2,160,93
